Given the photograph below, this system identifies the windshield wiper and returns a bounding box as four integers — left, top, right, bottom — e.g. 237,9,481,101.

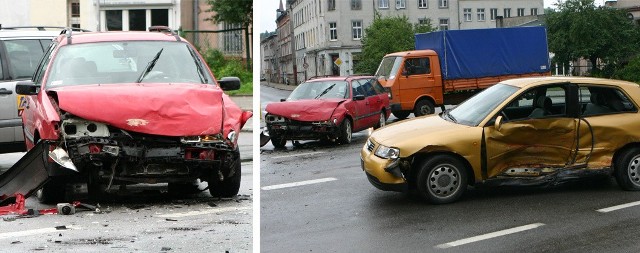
444,109,458,123
314,83,336,99
187,47,208,83
136,48,163,83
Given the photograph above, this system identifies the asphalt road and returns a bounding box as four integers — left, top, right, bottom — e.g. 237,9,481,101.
260,83,640,252
0,133,253,252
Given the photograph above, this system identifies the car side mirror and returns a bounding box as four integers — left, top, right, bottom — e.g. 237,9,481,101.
494,115,503,131
218,77,241,91
353,94,365,101
15,80,40,95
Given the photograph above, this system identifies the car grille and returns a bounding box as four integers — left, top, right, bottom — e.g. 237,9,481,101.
366,139,375,152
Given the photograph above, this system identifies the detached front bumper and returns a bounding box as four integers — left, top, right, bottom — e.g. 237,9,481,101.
267,121,340,140
360,142,407,192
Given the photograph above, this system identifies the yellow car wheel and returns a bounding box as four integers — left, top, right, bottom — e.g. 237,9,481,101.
416,154,468,204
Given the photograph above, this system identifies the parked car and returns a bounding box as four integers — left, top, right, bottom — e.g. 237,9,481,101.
0,27,61,153
16,27,251,203
264,76,390,148
362,76,640,204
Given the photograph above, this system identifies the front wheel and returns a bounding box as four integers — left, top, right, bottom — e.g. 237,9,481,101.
338,119,352,144
209,152,242,198
37,177,67,204
615,147,640,191
392,111,410,120
416,154,468,204
270,134,287,149
414,99,435,117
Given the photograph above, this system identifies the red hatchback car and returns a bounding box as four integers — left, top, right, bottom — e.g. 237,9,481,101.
265,76,390,148
15,28,251,202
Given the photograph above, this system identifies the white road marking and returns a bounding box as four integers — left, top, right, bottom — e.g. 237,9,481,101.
435,223,545,249
597,200,640,213
158,206,251,218
271,151,326,159
262,177,338,191
0,225,81,240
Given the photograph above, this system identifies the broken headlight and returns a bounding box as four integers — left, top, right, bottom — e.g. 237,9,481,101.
375,145,400,159
180,134,224,143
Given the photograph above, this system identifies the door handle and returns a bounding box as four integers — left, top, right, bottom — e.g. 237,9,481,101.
0,88,12,95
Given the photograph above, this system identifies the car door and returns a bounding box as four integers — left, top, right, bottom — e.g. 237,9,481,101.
350,80,370,131
358,79,384,127
0,39,19,144
396,56,436,109
483,84,577,178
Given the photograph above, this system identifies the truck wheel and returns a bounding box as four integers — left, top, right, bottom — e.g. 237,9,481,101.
374,111,386,129
270,134,287,149
414,99,435,117
416,154,468,204
169,180,202,195
392,111,410,120
614,147,640,191
209,151,241,198
37,177,67,204
338,119,352,144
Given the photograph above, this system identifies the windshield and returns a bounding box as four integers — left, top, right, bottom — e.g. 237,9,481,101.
374,56,402,80
447,83,519,126
45,41,213,87
287,81,349,101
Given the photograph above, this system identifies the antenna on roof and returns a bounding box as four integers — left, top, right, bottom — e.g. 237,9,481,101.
60,27,73,44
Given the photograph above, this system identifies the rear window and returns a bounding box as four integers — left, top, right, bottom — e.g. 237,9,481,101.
4,39,48,79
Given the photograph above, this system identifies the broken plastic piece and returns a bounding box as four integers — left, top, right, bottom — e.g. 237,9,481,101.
49,147,78,172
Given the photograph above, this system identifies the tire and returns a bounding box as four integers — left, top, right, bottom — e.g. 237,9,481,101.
37,177,67,204
209,152,241,198
168,180,202,195
414,99,435,117
392,111,410,120
338,119,352,144
416,154,468,204
270,134,287,149
614,147,640,191
374,111,386,129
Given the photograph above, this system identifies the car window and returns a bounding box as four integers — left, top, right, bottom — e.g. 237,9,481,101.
356,79,377,97
580,86,637,116
0,48,4,79
45,41,213,87
351,80,365,97
287,80,348,100
4,39,47,79
370,78,386,94
501,85,567,121
33,41,56,85
404,57,431,75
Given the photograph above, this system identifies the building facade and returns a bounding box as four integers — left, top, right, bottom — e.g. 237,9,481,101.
276,3,293,84
287,0,543,83
261,32,278,82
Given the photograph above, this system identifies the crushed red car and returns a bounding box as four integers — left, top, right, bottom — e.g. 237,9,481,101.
264,76,390,148
14,28,251,203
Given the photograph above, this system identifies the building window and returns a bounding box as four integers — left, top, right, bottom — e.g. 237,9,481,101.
418,18,430,25
352,20,362,40
439,18,449,31
71,2,80,17
129,9,146,31
439,0,448,8
351,0,361,10
328,0,335,11
106,10,123,31
151,9,169,26
477,8,485,21
329,22,337,41
223,23,243,55
418,0,427,8
490,8,498,21
379,0,389,9
71,24,80,29
531,8,538,16
396,0,405,9
463,8,472,22
517,8,525,17
504,8,511,18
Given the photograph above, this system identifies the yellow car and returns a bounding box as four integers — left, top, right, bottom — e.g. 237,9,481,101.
361,77,640,204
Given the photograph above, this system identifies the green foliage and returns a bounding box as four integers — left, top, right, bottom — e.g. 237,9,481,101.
201,48,252,95
354,14,435,74
546,0,640,77
613,55,640,83
206,0,252,27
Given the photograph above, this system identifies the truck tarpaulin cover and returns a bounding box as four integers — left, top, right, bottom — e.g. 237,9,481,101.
415,26,550,80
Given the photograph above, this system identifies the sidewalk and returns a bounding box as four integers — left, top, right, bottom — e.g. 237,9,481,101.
229,95,253,162
229,95,253,133
261,81,297,91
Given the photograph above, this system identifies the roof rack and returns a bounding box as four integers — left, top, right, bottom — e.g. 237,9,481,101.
307,75,338,80
148,26,180,41
0,25,90,32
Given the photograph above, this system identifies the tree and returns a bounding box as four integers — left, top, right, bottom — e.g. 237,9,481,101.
206,0,253,70
546,0,640,77
354,14,435,74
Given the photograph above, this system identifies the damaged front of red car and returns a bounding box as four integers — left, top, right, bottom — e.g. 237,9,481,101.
14,30,251,203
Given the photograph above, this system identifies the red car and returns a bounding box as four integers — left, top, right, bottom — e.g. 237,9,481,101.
265,76,390,148
15,28,251,202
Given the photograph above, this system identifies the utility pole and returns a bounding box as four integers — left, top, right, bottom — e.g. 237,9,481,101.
288,0,297,85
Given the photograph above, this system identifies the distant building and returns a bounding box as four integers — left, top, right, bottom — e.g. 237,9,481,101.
605,0,640,25
276,1,293,84
261,31,278,82
286,0,543,82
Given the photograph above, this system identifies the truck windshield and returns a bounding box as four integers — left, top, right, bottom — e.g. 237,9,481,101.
447,83,519,126
375,56,402,80
287,81,349,101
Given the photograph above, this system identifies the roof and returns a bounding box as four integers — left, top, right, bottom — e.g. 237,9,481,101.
501,76,640,89
0,30,60,39
55,31,183,46
306,76,374,82
385,50,438,57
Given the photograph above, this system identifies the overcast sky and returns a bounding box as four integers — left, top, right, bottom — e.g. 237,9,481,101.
257,0,605,33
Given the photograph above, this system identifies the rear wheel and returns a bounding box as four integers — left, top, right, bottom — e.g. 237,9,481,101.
414,99,435,117
209,151,241,198
374,111,386,129
416,154,468,204
392,111,410,120
270,134,287,149
615,147,640,191
338,119,352,144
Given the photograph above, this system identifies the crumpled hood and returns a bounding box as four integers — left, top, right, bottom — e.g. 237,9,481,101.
265,99,345,122
51,83,225,136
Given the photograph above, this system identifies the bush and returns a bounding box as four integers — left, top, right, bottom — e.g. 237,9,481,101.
613,55,640,84
200,48,252,95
